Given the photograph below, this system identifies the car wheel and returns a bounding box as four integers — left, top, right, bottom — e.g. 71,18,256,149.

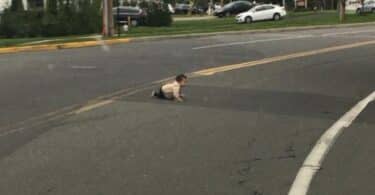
245,16,252,24
225,12,231,17
273,13,281,21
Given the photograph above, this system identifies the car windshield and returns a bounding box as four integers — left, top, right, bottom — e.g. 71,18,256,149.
249,6,259,11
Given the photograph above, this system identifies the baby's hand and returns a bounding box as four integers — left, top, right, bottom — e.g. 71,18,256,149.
176,97,184,102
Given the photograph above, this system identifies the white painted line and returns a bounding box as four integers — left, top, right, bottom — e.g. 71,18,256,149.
71,65,97,69
288,91,375,195
321,29,375,37
192,35,313,50
193,29,375,50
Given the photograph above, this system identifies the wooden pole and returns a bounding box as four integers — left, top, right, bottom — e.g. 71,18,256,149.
103,0,114,37
128,16,131,29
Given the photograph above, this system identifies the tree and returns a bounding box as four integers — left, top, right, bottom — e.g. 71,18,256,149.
338,0,345,22
10,0,24,11
187,0,196,15
47,0,58,14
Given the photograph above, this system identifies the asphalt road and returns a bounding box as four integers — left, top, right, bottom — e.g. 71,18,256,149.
0,26,374,195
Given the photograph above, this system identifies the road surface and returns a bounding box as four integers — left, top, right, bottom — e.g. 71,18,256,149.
0,26,374,195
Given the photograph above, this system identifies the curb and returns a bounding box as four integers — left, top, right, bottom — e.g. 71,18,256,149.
0,38,131,54
1,21,374,55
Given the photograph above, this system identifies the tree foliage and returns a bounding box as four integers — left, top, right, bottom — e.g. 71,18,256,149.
0,0,102,38
10,0,24,11
143,2,172,27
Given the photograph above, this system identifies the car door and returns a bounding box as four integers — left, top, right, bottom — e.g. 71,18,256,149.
231,3,241,14
252,6,266,21
262,6,276,20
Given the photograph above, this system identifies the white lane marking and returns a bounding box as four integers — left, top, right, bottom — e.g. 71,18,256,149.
193,29,375,50
321,29,375,37
192,35,313,50
288,91,375,195
71,65,97,70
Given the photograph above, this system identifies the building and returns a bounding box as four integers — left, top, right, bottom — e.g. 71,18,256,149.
0,0,10,11
0,0,47,11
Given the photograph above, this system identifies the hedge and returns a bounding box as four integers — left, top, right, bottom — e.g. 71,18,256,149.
0,0,102,38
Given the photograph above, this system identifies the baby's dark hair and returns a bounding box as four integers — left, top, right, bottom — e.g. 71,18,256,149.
176,74,187,82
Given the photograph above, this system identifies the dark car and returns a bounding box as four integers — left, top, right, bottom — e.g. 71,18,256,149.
174,3,206,14
214,1,253,17
113,6,145,26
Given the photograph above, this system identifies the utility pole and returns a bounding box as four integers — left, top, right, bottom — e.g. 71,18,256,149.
103,0,114,37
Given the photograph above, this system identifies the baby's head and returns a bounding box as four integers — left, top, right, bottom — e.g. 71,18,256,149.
176,74,188,86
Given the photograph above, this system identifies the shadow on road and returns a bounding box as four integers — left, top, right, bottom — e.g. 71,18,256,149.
123,85,373,124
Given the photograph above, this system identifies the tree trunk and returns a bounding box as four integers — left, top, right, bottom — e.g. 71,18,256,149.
187,0,195,16
108,0,114,36
339,0,345,22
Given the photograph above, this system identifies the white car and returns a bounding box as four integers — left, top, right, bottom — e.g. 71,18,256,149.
346,0,375,14
236,4,286,23
357,0,375,14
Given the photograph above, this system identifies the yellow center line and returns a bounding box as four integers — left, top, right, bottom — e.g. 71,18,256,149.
193,40,375,76
73,100,115,114
74,39,375,115
1,39,375,133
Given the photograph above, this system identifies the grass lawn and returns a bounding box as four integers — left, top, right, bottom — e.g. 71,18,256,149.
1,11,375,48
123,11,375,37
0,35,96,48
0,37,46,47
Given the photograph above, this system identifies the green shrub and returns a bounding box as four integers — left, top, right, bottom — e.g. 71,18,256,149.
144,3,172,27
10,0,24,11
0,0,102,38
0,11,43,38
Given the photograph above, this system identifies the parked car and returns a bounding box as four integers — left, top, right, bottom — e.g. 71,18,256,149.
214,1,253,17
236,4,286,23
113,6,146,26
174,3,206,14
356,0,375,14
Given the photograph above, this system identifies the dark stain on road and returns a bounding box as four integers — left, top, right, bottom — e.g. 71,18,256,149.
123,85,366,123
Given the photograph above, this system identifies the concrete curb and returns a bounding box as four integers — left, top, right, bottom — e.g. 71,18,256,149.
1,21,374,55
0,38,131,54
